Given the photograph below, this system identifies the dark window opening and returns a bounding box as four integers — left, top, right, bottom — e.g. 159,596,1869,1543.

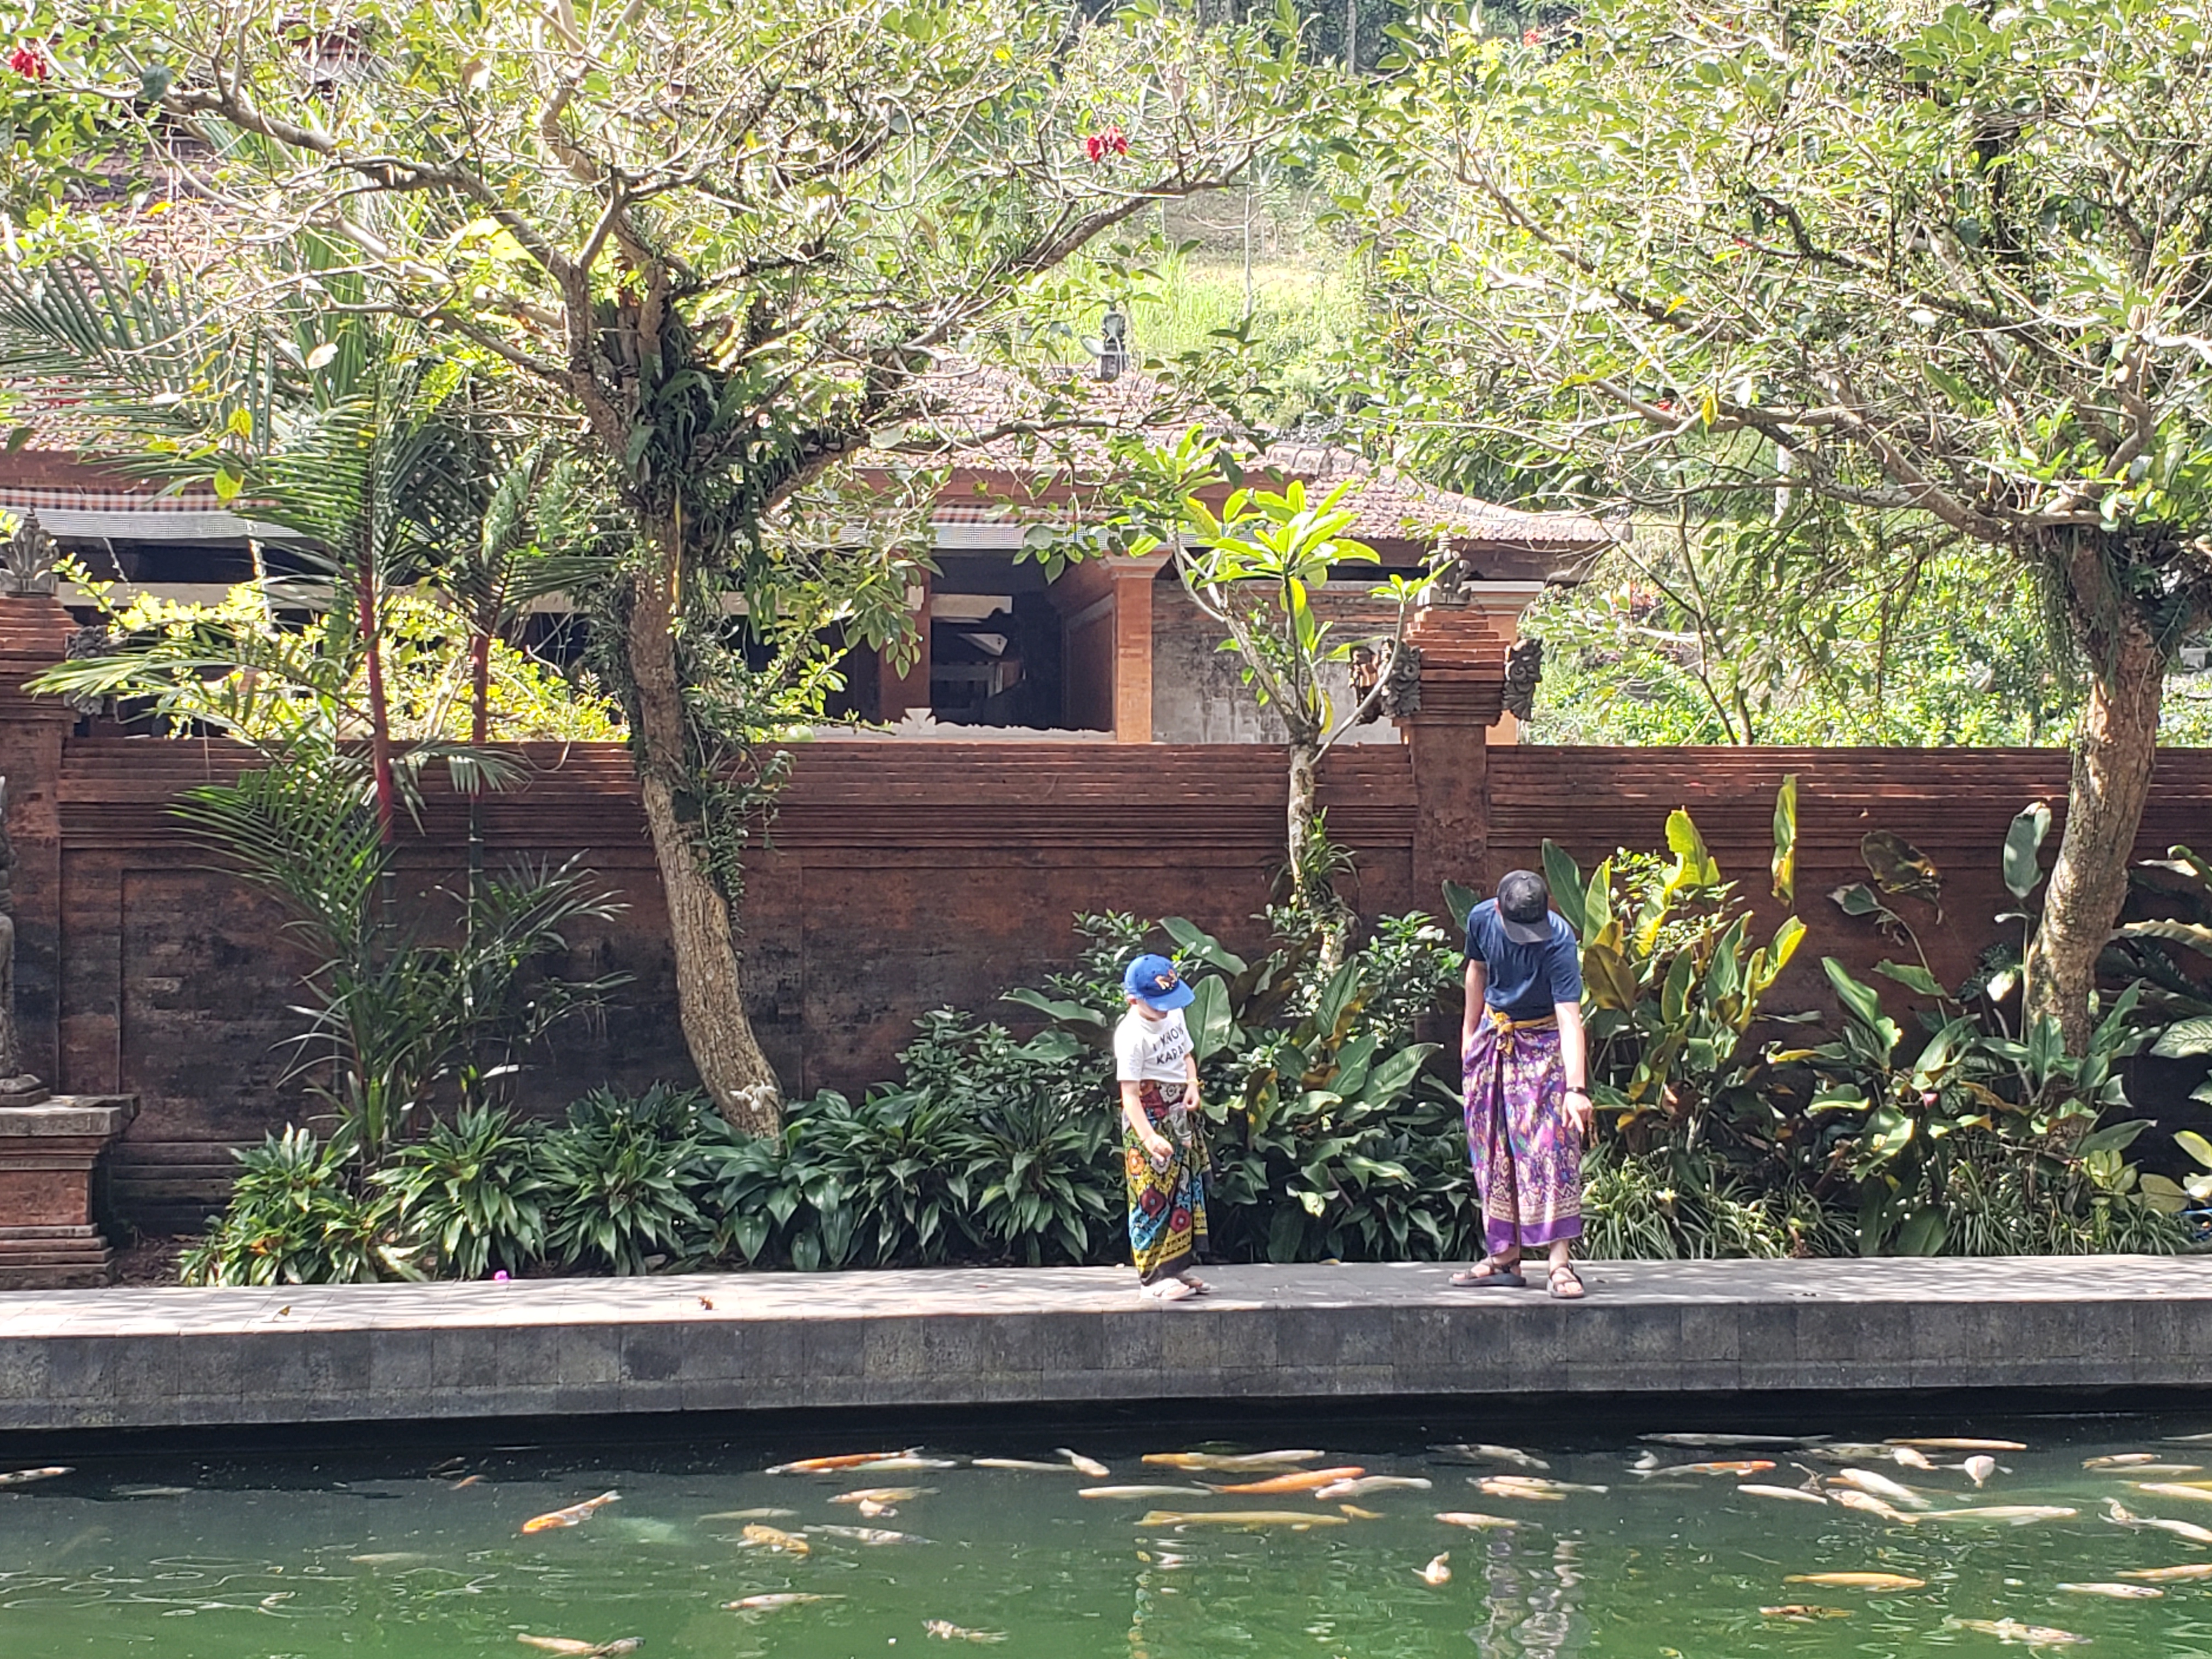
929,591,1065,729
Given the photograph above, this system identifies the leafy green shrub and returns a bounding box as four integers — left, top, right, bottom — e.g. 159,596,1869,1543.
934,1018,1119,1266
1006,909,1467,1264
707,1015,1116,1271
538,1085,718,1274
1464,796,1809,1175
179,1128,407,1286
371,1105,548,1279
1581,1146,1850,1261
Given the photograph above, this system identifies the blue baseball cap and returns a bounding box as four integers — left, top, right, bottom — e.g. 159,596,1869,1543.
1123,953,1195,1011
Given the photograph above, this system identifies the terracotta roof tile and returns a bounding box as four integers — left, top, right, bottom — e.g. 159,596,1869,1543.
904,360,1613,572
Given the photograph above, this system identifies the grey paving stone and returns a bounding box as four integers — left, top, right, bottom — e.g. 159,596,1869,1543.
3,1257,2211,1430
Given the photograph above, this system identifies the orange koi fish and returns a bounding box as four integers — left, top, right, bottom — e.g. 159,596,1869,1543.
764,1449,915,1474
1212,1466,1364,1494
520,1492,619,1534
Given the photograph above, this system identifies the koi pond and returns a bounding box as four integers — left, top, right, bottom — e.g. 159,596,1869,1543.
4,1415,2212,1657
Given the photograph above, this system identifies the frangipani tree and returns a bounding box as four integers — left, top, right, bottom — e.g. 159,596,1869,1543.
8,0,1321,1128
1127,430,1421,958
1361,0,2212,1046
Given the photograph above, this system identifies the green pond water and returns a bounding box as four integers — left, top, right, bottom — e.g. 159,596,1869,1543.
5,1415,2212,1657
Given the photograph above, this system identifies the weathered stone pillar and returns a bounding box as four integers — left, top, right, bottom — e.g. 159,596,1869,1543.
1394,583,1515,903
0,1094,138,1288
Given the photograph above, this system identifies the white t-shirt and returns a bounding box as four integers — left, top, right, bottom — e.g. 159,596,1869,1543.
1114,1006,1194,1084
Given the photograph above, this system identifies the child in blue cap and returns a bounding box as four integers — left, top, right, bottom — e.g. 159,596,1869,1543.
1114,952,1210,1302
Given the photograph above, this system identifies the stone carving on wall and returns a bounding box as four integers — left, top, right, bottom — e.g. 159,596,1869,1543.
2,511,60,598
63,625,119,717
1350,641,1423,723
1500,636,1544,723
0,777,46,1103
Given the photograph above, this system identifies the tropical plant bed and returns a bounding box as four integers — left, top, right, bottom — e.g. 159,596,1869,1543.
174,838,2207,1285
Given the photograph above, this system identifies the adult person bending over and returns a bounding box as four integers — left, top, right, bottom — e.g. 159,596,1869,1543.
1452,869,1593,1299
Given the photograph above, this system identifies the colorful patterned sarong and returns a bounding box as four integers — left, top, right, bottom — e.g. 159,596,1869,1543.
1124,1081,1210,1284
1463,1009,1583,1257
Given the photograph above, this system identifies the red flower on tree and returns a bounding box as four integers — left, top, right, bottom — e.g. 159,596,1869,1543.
1084,124,1129,163
1522,26,1543,45
9,44,49,80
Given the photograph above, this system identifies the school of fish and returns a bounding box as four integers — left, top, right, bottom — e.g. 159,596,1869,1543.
77,1429,2212,1649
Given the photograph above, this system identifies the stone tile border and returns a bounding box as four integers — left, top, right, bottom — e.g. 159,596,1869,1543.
0,1256,2207,1430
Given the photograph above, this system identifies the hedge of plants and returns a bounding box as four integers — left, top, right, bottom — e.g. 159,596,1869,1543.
179,799,2210,1284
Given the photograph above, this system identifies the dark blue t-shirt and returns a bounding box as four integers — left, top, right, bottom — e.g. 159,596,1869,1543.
1464,899,1583,1019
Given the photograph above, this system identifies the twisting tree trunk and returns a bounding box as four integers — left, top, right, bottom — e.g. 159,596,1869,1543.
625,534,785,1133
2025,533,2169,1050
1285,737,1352,969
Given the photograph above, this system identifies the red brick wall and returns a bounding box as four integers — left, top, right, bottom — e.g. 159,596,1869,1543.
13,581,2212,1224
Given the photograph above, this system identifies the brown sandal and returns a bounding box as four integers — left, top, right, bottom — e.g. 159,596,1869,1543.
1547,1262,1585,1300
1449,1259,1526,1289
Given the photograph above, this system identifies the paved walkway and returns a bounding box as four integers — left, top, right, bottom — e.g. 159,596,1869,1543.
0,1256,2205,1431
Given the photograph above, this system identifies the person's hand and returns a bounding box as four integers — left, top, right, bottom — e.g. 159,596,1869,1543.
1562,1089,1595,1145
1143,1131,1176,1167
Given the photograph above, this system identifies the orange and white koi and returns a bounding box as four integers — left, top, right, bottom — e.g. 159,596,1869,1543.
1419,1553,1451,1585
0,1467,71,1488
1887,1438,2025,1452
520,1492,619,1534
1144,1450,1327,1472
764,1450,915,1474
2057,1582,2161,1599
1943,1617,2087,1645
2107,1498,2212,1545
2120,1563,2212,1582
1212,1466,1364,1494
1832,1491,1917,1525
1830,1469,1931,1510
1312,1476,1431,1499
738,1522,810,1555
1784,1572,1925,1590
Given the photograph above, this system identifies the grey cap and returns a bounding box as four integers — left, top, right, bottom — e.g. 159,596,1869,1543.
1496,870,1552,945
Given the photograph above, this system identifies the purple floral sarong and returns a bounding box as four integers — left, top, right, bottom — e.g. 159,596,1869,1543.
1463,1011,1583,1256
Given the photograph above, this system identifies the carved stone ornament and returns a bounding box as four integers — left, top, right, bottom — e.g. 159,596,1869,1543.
1500,636,1545,723
1,511,60,598
1351,641,1423,724
63,625,119,717
1426,556,1474,608
0,776,46,1103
